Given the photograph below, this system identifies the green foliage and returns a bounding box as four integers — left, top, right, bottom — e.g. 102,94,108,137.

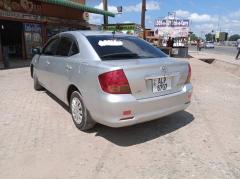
205,33,215,41
229,34,240,41
190,33,199,41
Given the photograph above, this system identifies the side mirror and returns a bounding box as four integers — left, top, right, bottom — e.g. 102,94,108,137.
32,47,41,55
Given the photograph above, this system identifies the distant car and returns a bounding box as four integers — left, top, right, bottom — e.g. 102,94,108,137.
205,41,215,48
30,31,193,131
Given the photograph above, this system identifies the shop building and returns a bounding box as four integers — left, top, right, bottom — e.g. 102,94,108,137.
0,0,114,67
215,32,228,42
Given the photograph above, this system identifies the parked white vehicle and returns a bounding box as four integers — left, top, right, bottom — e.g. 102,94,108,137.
31,31,193,130
205,41,215,48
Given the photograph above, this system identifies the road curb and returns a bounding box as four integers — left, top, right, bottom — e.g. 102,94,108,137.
193,57,240,78
211,58,240,77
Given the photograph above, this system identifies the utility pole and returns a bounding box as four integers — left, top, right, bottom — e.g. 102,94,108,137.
103,0,108,25
141,0,146,40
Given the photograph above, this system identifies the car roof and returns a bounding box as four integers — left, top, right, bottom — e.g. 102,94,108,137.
60,30,128,37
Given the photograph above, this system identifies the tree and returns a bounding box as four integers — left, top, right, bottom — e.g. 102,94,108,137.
229,34,240,41
205,33,215,41
190,33,199,41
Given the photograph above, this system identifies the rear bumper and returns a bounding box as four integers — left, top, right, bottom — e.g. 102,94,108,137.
90,84,193,127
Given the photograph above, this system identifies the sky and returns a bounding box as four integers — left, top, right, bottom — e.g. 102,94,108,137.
86,0,240,37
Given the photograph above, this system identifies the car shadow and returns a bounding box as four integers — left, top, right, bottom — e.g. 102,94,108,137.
88,111,194,147
45,91,70,113
44,90,194,147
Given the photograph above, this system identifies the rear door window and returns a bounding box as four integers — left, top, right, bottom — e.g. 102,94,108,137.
69,41,79,56
56,37,73,57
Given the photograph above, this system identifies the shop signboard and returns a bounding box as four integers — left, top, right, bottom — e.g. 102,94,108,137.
103,24,136,31
103,24,142,35
24,23,42,59
24,23,42,33
0,0,42,14
154,18,190,38
155,19,189,27
0,9,43,21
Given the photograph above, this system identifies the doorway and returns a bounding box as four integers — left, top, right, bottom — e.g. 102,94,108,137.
0,20,23,64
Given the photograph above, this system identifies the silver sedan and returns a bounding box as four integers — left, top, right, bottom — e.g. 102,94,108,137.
31,31,193,131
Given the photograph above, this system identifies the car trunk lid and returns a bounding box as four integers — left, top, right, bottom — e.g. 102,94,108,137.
101,57,189,100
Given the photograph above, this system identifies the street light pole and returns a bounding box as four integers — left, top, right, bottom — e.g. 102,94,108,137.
141,0,146,40
211,30,214,42
103,0,108,25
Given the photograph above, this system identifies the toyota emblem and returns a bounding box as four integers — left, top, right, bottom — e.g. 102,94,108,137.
161,66,168,74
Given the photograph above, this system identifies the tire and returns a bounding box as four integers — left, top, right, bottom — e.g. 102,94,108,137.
70,91,96,131
33,69,43,91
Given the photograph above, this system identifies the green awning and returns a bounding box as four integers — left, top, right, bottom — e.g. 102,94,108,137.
38,0,115,17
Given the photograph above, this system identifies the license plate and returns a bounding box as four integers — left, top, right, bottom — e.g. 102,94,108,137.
152,76,171,93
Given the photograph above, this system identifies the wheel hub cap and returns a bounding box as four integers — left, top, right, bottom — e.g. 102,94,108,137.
71,97,83,124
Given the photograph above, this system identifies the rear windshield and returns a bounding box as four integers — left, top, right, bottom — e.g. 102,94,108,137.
87,35,167,60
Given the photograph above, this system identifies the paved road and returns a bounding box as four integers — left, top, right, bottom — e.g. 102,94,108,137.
0,59,240,178
189,45,237,57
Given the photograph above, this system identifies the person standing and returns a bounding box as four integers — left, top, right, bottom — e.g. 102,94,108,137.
166,37,173,56
197,39,201,51
157,36,163,47
236,39,240,60
170,38,174,48
167,37,172,47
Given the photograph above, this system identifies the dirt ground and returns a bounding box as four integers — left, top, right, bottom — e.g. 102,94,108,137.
0,58,240,179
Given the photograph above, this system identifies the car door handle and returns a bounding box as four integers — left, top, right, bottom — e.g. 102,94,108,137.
65,64,72,70
46,61,50,65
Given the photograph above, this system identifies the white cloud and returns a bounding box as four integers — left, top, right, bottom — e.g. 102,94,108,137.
124,1,160,13
89,1,160,25
89,2,118,25
146,1,161,11
190,13,217,23
94,2,118,13
89,4,240,35
175,9,240,35
176,9,217,22
89,13,102,25
176,10,190,18
146,15,153,25
123,21,132,23
194,24,215,31
230,9,240,18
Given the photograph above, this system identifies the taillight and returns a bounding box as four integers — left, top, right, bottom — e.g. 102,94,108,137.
98,69,131,94
185,64,191,84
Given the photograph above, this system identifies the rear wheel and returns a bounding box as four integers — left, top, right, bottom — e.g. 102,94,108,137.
70,91,96,131
33,69,43,91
